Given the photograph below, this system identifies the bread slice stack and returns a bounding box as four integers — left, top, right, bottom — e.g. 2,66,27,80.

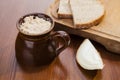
58,0,105,29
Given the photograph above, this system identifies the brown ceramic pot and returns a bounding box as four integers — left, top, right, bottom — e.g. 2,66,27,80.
15,13,70,67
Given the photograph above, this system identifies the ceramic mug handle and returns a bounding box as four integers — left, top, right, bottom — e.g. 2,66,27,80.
51,31,70,56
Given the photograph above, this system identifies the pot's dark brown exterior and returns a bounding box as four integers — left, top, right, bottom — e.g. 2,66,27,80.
15,13,70,67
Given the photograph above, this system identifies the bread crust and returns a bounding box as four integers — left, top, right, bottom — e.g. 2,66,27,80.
75,14,104,29
58,13,72,19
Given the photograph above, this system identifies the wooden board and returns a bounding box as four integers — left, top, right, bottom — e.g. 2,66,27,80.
46,0,120,54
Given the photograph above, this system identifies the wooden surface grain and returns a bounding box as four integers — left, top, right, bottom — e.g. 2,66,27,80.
0,0,120,80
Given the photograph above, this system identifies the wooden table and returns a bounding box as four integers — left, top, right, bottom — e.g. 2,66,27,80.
0,0,120,80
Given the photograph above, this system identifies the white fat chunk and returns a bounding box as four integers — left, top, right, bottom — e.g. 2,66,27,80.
76,39,104,70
